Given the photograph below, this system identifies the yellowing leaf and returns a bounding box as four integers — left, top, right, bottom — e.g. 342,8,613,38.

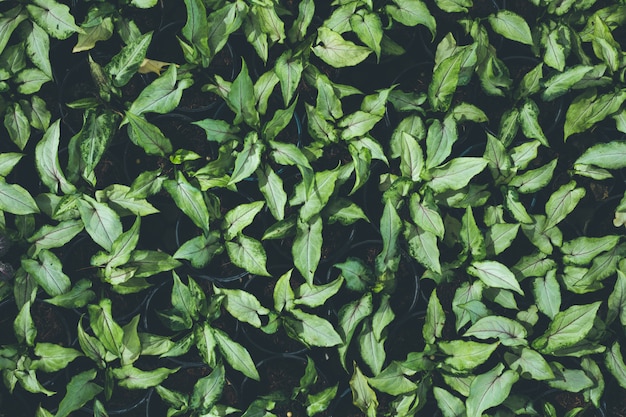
138,58,175,76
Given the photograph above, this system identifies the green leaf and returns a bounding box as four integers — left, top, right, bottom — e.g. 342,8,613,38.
126,112,173,156
427,157,488,193
544,28,566,71
507,347,555,381
423,290,445,344
229,132,264,185
510,159,557,194
464,315,527,346
21,250,71,297
350,10,383,60
0,7,27,55
312,27,372,68
256,165,287,220
440,341,499,372
228,59,259,128
212,328,259,381
335,258,375,293
128,65,191,116
181,0,209,62
26,0,82,40
225,235,269,276
541,65,594,102
561,235,620,266
485,223,519,256
461,207,486,260
224,201,264,241
191,364,225,414
399,133,424,181
468,260,523,295
350,364,378,417
73,17,113,53
55,370,102,417
194,118,240,145
164,171,209,235
14,300,36,346
608,269,626,326
564,89,626,140
123,316,144,365
466,363,519,417
77,195,123,252
369,362,416,396
385,0,436,36
218,287,270,328
112,365,178,389
519,99,548,147
4,102,31,151
426,117,457,170
26,22,52,78
15,68,51,94
576,141,626,169
339,110,382,140
295,276,343,309
262,101,296,141
545,181,586,230
273,269,294,313
358,321,385,374
404,222,441,274
74,111,118,186
88,298,124,357
288,308,343,348
275,50,302,106
36,120,76,194
434,387,466,417
293,215,323,285
488,10,533,45
532,302,601,354
45,279,95,309
429,54,461,112
605,342,626,389
0,179,40,215
299,169,338,222
307,385,338,416
533,269,561,319
504,187,533,224
105,31,152,87
338,294,373,368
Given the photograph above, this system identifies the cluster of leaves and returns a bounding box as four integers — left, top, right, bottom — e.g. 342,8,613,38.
0,0,626,416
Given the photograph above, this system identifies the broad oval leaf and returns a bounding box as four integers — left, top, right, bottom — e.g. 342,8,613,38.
488,10,533,45
225,235,269,277
293,215,323,285
468,260,523,295
164,171,209,235
21,250,71,297
288,308,343,347
464,315,527,346
576,141,626,169
77,195,123,252
440,340,499,372
212,327,259,380
26,0,82,40
0,179,40,215
312,27,372,68
532,302,601,354
105,31,153,87
427,157,488,193
466,363,519,417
